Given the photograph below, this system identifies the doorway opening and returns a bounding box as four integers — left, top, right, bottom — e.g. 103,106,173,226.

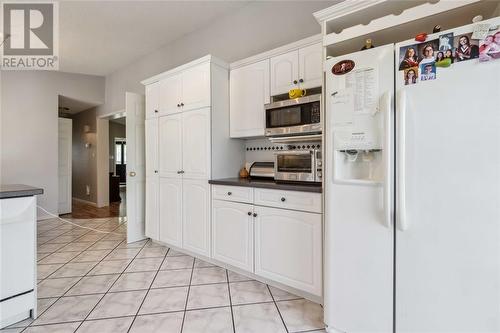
109,117,127,218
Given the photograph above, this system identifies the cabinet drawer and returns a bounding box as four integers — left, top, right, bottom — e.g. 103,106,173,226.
212,185,253,204
254,188,321,213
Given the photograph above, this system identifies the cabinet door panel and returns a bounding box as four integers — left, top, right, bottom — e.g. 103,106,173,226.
145,118,158,177
182,179,210,256
159,177,182,247
298,43,323,90
254,206,322,296
159,74,182,115
212,200,253,272
145,82,159,119
159,114,182,178
182,109,210,179
181,63,211,111
270,50,299,95
229,59,270,138
145,177,159,240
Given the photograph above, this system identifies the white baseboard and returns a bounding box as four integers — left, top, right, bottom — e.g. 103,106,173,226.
72,197,97,207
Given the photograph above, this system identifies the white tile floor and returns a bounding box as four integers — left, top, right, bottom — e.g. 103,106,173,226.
1,217,325,333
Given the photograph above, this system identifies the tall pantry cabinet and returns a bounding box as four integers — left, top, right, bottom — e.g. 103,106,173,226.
142,55,244,257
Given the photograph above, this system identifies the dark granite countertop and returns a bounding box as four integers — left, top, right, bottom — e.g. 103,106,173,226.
0,184,44,199
209,178,322,193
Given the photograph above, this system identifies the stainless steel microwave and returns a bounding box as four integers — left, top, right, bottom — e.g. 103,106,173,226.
265,94,321,137
274,148,322,183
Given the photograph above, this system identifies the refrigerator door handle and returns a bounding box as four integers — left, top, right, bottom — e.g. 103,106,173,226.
383,90,392,228
397,90,408,231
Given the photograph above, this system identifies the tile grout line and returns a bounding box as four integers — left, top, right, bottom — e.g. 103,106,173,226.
23,220,129,332
71,236,151,332
126,246,171,333
226,269,237,333
267,284,290,333
179,255,196,333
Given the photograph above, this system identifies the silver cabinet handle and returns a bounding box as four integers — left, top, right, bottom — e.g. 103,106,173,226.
129,171,136,177
177,170,184,174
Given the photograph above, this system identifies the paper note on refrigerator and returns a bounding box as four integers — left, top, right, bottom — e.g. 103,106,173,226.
330,89,354,127
345,67,379,114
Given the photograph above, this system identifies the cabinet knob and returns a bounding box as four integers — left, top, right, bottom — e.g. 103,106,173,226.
177,103,180,107
247,212,252,216
154,109,158,113
253,213,257,217
180,102,184,106
177,170,184,174
299,78,304,83
281,197,286,202
293,80,298,84
154,170,158,174
227,192,232,196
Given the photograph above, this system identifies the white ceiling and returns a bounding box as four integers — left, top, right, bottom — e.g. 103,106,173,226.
58,95,101,114
59,1,250,76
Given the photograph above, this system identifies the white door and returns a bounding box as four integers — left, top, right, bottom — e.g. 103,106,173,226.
145,177,159,240
324,45,394,333
395,20,500,332
158,114,183,178
254,206,322,296
270,50,299,95
212,200,254,272
145,118,158,177
159,74,182,115
126,92,147,243
182,179,210,256
58,118,72,215
181,62,211,111
159,177,182,247
229,59,270,138
298,43,323,90
145,82,159,119
182,108,210,179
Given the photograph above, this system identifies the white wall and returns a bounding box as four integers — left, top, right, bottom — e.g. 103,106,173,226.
1,71,105,219
101,1,335,115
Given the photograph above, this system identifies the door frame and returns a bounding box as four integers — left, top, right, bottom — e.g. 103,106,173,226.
58,117,72,214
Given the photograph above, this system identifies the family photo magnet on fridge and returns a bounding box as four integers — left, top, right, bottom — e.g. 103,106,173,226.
332,60,355,75
399,44,420,70
420,62,436,81
453,33,479,62
417,39,439,66
403,67,418,85
479,30,500,62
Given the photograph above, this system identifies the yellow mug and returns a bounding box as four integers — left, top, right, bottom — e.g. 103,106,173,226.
289,88,306,99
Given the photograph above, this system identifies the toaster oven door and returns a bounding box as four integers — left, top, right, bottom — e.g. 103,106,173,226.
274,151,315,182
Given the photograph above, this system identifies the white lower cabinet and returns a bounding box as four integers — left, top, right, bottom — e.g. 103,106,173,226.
212,200,254,272
254,206,322,296
182,179,210,257
145,177,159,240
159,177,182,247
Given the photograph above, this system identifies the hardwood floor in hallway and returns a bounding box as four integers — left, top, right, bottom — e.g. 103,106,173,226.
61,188,126,219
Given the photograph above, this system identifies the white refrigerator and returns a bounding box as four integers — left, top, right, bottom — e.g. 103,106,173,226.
324,17,500,333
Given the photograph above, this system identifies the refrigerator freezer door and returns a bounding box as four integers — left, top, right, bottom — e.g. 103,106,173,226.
324,44,394,333
395,18,500,332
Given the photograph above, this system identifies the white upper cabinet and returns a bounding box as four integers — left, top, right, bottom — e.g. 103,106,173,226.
298,43,323,90
145,82,159,119
145,118,158,177
158,114,182,178
159,74,182,115
182,108,210,179
270,50,299,96
230,59,270,138
270,42,323,96
181,62,211,111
